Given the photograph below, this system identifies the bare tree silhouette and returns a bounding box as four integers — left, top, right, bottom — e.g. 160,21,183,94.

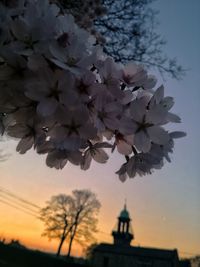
40,194,73,256
66,190,101,257
40,190,100,257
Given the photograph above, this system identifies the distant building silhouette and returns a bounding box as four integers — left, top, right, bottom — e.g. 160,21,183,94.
92,204,180,267
112,203,134,246
190,256,200,267
179,256,200,267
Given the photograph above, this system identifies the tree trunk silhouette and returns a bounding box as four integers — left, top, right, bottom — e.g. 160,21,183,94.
67,210,81,258
56,224,68,257
56,235,66,257
67,223,77,257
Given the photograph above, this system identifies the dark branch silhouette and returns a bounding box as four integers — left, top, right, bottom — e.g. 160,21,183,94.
57,0,185,79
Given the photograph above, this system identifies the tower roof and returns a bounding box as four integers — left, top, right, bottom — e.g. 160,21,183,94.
119,204,130,219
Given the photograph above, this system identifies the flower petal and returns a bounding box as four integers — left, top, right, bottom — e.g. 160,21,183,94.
169,131,186,139
37,98,58,116
167,112,181,123
134,131,151,153
149,85,164,108
147,126,169,145
130,98,146,122
91,148,109,163
117,140,132,155
46,150,68,169
81,150,92,170
16,136,34,154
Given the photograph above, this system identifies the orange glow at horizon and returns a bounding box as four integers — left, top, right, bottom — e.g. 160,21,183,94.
0,191,199,259
0,141,200,259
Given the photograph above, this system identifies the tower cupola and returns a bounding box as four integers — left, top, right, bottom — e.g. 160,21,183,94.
112,203,134,246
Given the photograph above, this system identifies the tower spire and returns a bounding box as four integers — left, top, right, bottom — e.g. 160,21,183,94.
124,198,127,210
112,203,134,246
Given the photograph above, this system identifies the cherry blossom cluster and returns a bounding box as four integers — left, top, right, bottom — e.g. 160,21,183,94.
0,0,185,181
52,0,107,44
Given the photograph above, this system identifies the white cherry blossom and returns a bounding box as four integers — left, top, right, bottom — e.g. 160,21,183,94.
129,96,170,152
81,142,112,170
0,0,185,181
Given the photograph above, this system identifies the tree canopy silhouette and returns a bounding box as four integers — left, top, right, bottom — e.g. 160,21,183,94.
40,190,101,257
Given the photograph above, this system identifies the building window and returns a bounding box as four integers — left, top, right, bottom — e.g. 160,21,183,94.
103,256,109,267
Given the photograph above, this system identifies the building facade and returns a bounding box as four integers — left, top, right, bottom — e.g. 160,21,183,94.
92,205,180,267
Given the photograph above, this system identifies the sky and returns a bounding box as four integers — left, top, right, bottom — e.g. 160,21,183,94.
0,0,200,260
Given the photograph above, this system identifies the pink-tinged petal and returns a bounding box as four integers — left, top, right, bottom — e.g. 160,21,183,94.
81,151,92,170
117,140,132,155
147,126,169,145
91,148,109,163
169,131,186,139
134,131,151,153
37,98,58,116
16,136,34,154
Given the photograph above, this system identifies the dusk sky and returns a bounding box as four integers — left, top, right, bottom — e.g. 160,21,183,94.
0,0,200,259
